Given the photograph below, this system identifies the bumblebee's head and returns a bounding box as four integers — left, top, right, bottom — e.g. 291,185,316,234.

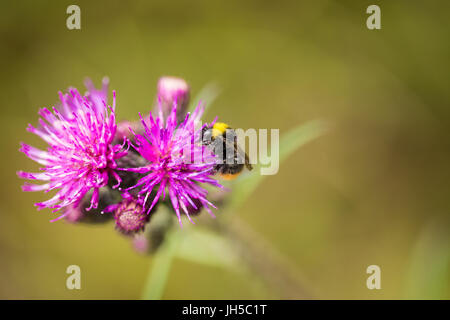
201,122,230,145
201,126,213,145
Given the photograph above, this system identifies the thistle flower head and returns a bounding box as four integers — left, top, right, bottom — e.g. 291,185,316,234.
17,80,127,220
125,101,222,225
114,196,148,235
157,76,190,121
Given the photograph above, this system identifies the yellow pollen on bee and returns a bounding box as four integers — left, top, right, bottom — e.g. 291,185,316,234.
212,122,229,138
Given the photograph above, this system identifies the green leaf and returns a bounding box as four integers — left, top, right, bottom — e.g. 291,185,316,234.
175,226,242,270
188,82,221,115
228,119,329,210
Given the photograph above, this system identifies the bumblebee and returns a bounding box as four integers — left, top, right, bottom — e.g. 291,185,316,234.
201,122,253,180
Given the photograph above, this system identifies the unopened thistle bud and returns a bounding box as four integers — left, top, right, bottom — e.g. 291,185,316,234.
113,150,148,190
115,120,133,141
184,198,205,217
65,187,117,224
64,204,84,223
132,234,149,254
157,76,190,121
114,198,149,235
115,120,144,143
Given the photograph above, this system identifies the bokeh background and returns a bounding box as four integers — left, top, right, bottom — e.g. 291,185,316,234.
0,0,449,299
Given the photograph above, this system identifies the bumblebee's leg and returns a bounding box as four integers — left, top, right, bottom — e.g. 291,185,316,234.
244,152,253,171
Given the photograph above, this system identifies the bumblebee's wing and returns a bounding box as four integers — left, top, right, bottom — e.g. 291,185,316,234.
224,138,253,171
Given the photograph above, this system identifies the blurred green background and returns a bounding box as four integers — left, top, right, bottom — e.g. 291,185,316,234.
0,0,449,299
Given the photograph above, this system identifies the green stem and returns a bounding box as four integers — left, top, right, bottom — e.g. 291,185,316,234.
141,229,181,300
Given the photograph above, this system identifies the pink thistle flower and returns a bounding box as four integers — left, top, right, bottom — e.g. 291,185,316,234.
17,80,127,221
124,101,222,226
